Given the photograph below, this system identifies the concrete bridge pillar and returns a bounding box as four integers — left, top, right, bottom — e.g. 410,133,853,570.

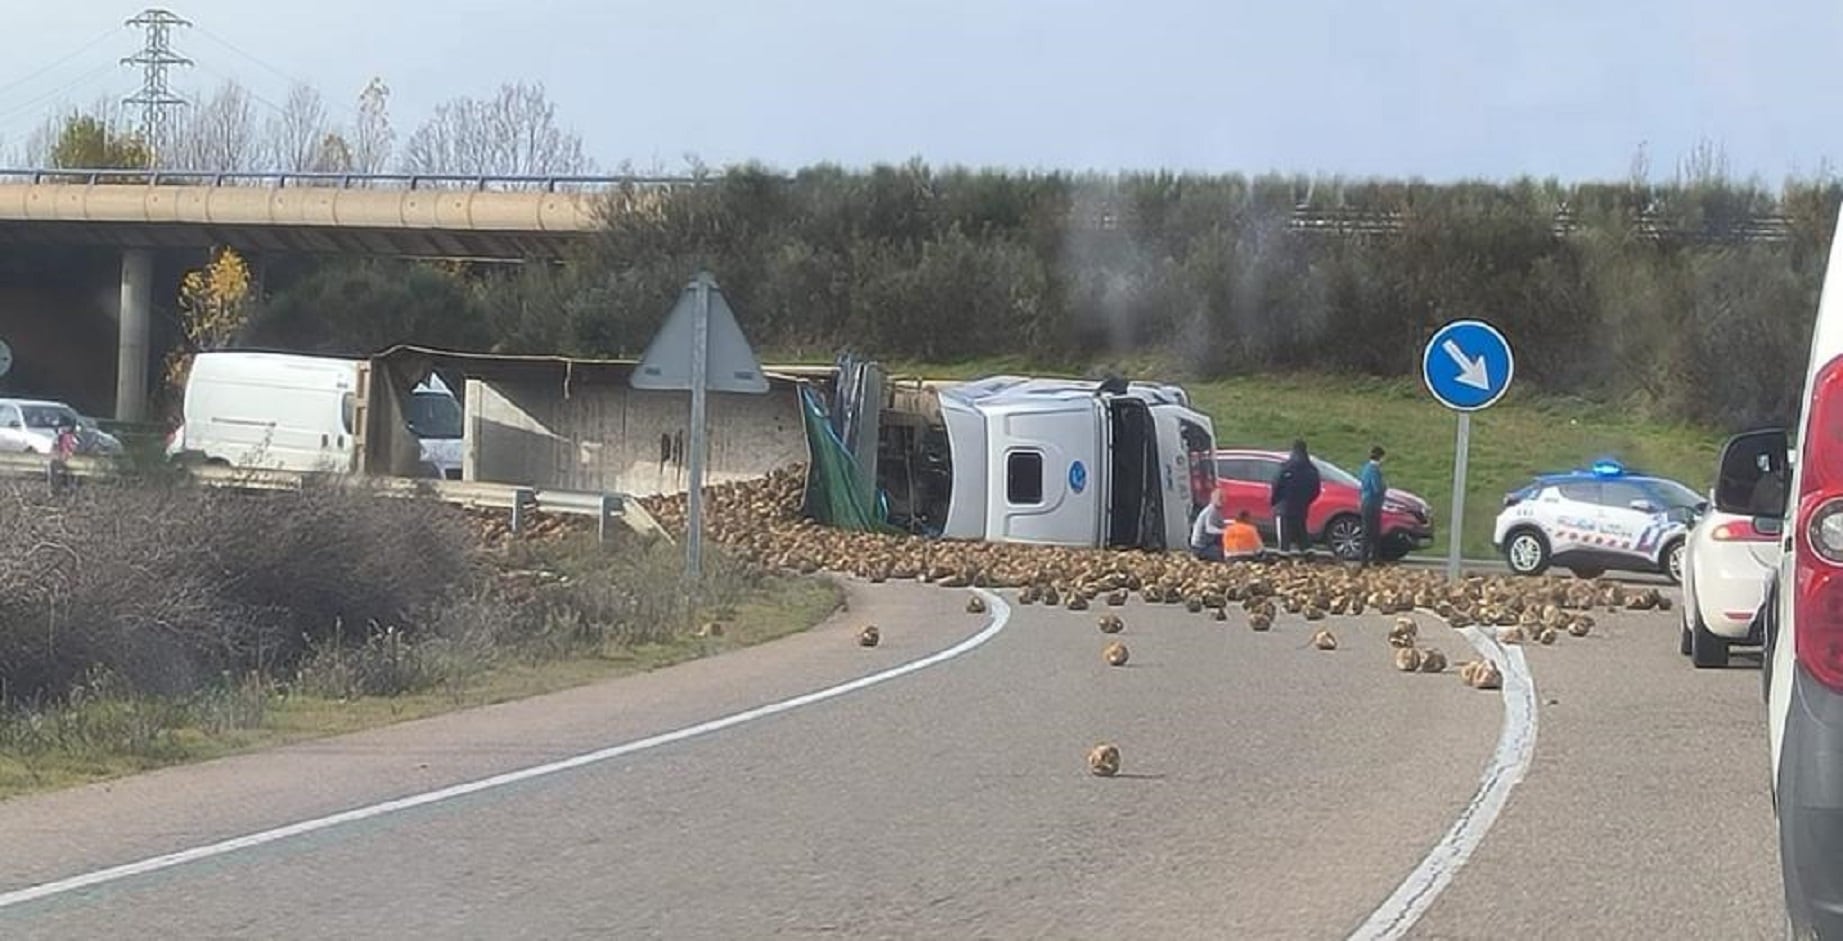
115,249,152,422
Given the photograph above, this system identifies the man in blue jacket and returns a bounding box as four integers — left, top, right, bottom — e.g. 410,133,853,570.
1359,445,1387,567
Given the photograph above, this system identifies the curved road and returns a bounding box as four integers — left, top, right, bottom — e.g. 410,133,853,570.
0,580,1781,939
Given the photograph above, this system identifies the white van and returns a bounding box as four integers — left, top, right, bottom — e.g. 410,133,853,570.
166,351,365,473
1762,199,1843,937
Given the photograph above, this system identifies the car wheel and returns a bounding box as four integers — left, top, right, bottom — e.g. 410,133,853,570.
1664,540,1686,585
1324,515,1365,562
1690,607,1730,669
1504,528,1550,576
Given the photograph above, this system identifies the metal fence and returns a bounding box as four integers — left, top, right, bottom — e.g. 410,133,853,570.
0,451,671,543
0,168,706,193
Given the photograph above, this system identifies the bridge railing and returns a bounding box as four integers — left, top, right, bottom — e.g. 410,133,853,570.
0,168,1806,243
0,168,707,193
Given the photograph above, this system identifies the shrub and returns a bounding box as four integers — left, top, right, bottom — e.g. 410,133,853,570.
0,478,471,702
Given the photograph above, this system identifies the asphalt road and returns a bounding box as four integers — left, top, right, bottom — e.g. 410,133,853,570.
0,580,1781,940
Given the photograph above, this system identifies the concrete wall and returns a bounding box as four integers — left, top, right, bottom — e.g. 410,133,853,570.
463,375,809,495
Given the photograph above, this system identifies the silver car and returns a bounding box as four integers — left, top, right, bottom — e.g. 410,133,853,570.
0,399,124,456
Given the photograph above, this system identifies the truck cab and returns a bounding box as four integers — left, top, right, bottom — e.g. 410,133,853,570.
923,375,1216,552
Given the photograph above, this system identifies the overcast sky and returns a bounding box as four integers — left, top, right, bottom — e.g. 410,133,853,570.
4,0,1840,182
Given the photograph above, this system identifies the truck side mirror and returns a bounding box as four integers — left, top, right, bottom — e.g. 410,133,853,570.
1715,427,1791,518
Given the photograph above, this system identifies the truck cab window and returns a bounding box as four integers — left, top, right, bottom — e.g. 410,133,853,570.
1006,451,1044,505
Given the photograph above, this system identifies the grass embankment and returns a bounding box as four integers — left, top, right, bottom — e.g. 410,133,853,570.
872,359,1725,559
0,574,839,801
0,481,844,802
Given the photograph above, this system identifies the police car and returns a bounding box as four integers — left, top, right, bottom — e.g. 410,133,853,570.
1491,459,1707,583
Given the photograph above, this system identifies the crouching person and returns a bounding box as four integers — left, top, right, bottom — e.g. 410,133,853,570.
1190,490,1227,562
1222,509,1267,562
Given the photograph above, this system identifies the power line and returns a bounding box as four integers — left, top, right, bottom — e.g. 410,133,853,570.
0,59,126,129
189,58,295,114
189,23,360,120
0,26,121,103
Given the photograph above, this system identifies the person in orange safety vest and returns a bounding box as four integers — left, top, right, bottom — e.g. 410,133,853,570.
1222,509,1266,561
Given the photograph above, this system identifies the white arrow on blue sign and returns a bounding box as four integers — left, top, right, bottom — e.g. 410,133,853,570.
1421,319,1515,412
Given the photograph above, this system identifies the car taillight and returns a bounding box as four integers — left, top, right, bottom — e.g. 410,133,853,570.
1795,354,1843,692
1712,519,1773,542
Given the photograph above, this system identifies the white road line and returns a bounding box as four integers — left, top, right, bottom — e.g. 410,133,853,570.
1347,625,1539,941
0,589,1013,912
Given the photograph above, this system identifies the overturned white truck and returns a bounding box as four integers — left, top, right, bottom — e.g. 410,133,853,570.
875,375,1218,552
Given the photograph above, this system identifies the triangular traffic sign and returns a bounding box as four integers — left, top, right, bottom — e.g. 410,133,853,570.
631,272,770,394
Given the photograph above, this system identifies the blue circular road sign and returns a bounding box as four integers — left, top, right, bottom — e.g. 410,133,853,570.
1422,319,1515,412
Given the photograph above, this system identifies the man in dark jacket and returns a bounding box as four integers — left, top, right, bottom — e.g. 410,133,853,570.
1271,439,1321,556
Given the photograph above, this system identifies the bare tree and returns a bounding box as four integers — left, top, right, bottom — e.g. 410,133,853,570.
401,81,593,178
311,132,354,173
350,77,393,175
163,80,262,172
266,83,330,173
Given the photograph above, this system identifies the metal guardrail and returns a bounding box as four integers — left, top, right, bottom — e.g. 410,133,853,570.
0,452,670,543
0,168,707,192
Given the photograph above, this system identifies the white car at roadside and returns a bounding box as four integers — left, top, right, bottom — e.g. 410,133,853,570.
1680,438,1786,668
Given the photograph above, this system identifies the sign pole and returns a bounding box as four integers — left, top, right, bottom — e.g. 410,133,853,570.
1421,318,1512,584
630,268,769,590
685,276,710,583
1447,411,1470,582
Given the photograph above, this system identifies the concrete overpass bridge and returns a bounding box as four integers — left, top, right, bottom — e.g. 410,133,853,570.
0,169,701,422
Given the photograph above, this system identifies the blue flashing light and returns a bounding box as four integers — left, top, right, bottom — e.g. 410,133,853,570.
1589,458,1626,478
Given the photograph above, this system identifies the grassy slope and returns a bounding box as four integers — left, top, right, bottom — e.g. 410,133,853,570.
863,359,1725,559
0,575,842,801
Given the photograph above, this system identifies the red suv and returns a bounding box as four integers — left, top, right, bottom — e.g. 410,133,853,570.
1212,448,1436,561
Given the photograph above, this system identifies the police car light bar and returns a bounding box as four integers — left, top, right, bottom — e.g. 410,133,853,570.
1589,458,1626,477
